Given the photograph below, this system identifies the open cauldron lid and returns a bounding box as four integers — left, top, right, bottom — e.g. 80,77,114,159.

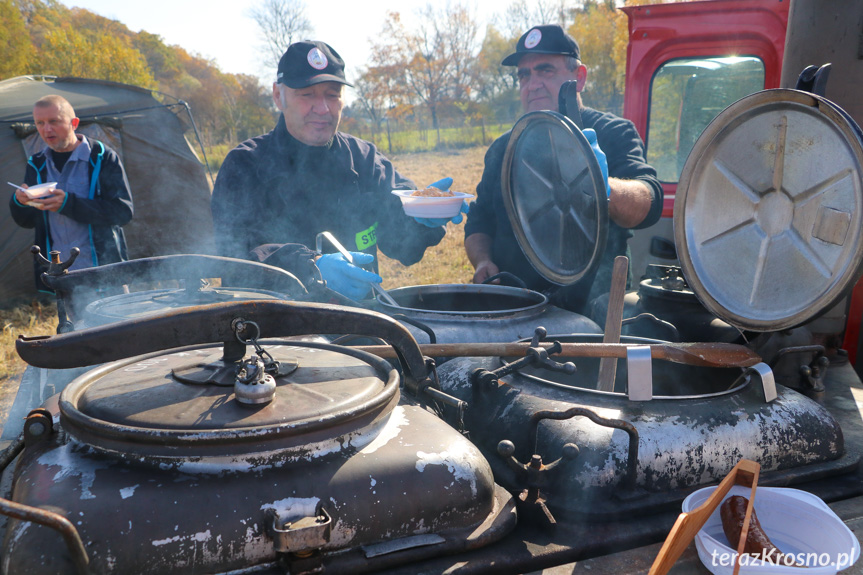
675,89,863,332
501,111,608,286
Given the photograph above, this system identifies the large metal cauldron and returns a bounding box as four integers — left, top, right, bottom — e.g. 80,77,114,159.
374,283,600,344
2,301,514,574
435,333,854,522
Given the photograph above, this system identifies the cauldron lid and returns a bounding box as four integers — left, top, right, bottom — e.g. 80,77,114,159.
58,341,398,457
675,89,863,331
501,111,608,286
84,287,286,323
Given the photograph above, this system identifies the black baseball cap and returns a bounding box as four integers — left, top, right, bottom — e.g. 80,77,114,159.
277,40,352,88
501,25,580,66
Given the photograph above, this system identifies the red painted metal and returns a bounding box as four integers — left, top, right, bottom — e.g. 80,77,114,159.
621,0,790,218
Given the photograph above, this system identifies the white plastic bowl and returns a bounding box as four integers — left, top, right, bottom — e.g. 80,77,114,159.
683,485,859,574
21,182,57,199
392,189,471,219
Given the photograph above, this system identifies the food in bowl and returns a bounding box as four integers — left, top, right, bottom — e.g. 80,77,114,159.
720,495,805,567
392,189,472,219
411,187,456,197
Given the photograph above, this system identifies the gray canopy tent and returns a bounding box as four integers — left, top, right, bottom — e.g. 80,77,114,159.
0,76,215,300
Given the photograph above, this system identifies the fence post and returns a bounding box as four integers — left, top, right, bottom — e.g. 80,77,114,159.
386,117,392,155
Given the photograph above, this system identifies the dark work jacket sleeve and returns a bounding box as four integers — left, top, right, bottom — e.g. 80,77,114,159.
353,141,445,266
464,132,510,240
211,143,262,260
9,162,41,230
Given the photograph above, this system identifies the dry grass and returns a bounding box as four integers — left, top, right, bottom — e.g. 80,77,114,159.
0,144,489,385
0,298,58,384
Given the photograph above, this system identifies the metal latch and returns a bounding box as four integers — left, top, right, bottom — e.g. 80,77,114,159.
268,507,332,553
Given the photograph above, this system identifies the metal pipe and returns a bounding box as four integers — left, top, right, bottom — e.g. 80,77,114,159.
0,497,90,574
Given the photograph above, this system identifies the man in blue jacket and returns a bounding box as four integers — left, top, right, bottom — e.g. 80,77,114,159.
212,40,464,301
9,94,134,291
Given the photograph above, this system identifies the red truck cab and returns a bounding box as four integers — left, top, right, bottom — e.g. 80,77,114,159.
622,0,789,218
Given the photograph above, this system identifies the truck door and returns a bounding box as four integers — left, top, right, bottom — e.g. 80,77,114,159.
620,0,789,273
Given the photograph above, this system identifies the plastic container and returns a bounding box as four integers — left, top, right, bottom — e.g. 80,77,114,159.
683,485,859,574
392,189,471,218
20,182,57,199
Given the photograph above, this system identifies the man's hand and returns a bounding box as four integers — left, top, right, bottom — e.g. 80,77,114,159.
316,251,383,301
472,260,500,284
28,188,66,212
583,128,609,197
414,200,469,227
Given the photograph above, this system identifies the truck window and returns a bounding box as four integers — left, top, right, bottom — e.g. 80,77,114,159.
646,56,765,182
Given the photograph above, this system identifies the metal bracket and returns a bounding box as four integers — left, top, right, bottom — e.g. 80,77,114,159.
268,507,332,554
747,362,777,403
626,345,653,401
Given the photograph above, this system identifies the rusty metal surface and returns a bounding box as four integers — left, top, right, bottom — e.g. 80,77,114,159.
3,404,511,574
436,353,852,519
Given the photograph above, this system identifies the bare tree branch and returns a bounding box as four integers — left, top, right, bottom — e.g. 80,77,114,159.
248,0,314,70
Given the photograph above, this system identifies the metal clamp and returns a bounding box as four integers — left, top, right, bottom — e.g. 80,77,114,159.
268,506,332,554
471,327,576,389
626,345,653,401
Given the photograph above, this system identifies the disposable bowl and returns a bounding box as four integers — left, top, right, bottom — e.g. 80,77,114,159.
21,182,57,199
392,189,471,219
683,485,859,574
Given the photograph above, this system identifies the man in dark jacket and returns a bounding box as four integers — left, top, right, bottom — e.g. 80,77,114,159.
9,94,133,291
212,40,464,301
465,25,663,314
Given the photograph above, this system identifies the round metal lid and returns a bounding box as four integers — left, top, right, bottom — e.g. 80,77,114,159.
84,287,286,324
675,89,863,331
502,111,608,285
59,341,399,458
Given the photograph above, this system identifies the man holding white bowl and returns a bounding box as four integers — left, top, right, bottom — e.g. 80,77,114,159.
9,94,133,291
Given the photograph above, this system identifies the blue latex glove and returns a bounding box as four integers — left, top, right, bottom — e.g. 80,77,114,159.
317,252,383,301
413,176,470,227
583,128,610,197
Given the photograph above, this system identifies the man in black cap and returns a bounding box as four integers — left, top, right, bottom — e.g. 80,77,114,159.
464,24,662,314
211,40,464,300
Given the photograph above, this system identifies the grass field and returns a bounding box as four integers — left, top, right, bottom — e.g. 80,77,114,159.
0,144,489,384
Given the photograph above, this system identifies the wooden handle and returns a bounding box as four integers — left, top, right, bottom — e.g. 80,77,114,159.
597,256,629,391
349,341,761,368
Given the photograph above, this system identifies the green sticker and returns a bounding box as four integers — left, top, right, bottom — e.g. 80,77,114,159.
355,222,379,250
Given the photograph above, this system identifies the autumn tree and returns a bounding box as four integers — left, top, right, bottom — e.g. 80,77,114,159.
0,0,33,79
473,24,520,123
570,0,629,114
366,3,481,142
249,0,313,70
501,0,575,36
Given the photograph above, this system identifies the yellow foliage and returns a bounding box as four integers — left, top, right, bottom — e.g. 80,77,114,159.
37,26,156,87
0,0,33,80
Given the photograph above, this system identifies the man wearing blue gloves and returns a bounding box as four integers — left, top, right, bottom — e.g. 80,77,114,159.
464,25,662,313
212,40,465,300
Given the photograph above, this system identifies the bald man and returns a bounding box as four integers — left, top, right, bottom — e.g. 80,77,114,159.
10,94,133,291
